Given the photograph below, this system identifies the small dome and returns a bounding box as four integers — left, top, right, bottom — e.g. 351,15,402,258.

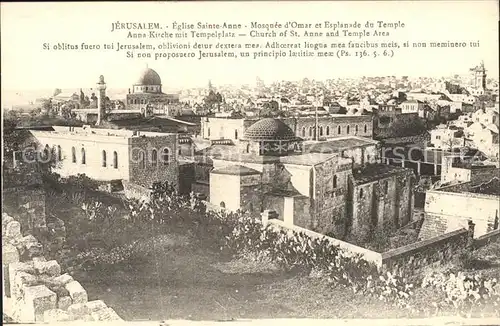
243,118,297,141
135,67,162,86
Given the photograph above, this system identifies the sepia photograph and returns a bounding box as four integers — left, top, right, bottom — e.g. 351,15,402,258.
1,1,499,325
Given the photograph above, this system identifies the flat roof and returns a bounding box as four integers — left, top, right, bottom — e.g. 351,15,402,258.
32,126,176,138
352,164,412,184
306,137,378,153
211,165,261,176
279,152,336,166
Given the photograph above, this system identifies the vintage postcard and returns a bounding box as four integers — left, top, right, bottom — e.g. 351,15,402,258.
1,1,499,325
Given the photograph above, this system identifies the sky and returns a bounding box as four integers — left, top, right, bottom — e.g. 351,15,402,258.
1,1,499,94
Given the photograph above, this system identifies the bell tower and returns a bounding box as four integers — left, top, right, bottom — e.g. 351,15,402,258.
471,61,487,90
96,75,107,125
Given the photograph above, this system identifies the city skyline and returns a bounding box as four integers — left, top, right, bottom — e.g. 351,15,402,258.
1,1,498,93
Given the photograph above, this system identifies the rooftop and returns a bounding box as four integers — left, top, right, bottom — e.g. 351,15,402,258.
470,177,500,196
211,165,261,176
306,137,378,153
352,164,412,184
32,125,176,138
279,152,337,166
243,118,299,141
135,67,162,86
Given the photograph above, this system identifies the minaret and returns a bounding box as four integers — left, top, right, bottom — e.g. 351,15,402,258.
96,75,107,125
471,61,487,90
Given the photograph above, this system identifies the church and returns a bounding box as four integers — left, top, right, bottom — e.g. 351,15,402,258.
126,66,180,112
194,118,415,241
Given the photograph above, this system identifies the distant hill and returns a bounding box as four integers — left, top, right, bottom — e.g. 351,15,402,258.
2,88,129,108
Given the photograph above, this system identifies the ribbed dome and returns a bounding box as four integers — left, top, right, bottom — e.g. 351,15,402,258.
135,67,162,85
243,118,297,141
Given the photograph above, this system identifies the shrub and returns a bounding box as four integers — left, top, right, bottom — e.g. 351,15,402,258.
422,271,500,316
455,249,475,270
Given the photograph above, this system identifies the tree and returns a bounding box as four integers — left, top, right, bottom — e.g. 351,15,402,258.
203,90,223,112
53,88,62,97
259,101,287,118
388,117,427,137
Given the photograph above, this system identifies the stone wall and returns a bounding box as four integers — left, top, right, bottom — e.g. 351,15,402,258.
122,180,152,201
3,186,47,237
128,134,179,189
2,213,122,323
290,115,373,140
381,228,470,274
474,229,500,249
351,169,414,241
312,156,351,238
266,218,384,267
422,187,499,240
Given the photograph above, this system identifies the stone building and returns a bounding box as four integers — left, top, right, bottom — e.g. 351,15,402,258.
422,175,500,240
197,117,415,240
28,126,179,190
440,153,498,184
126,66,180,111
201,114,373,142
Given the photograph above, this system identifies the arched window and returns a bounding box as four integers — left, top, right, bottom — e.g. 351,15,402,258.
81,148,86,164
151,149,158,167
338,126,341,134
235,129,238,140
319,126,323,136
333,175,337,189
246,143,250,153
139,151,145,169
178,148,182,155
364,124,368,133
347,125,350,134
208,128,211,137
309,126,313,137
359,188,364,199
326,126,330,136
162,148,170,165
220,201,226,209
355,125,359,134
102,150,107,167
113,151,118,169
302,127,306,137
57,145,62,161
72,147,76,163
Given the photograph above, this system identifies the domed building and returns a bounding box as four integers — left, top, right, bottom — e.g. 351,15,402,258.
241,118,303,156
126,66,180,112
196,116,415,242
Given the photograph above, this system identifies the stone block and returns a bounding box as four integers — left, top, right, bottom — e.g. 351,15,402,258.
65,280,88,304
2,213,14,227
2,243,20,264
32,256,47,263
58,295,73,310
85,300,107,313
9,262,36,299
5,221,22,240
43,308,72,322
23,285,57,322
25,244,44,259
53,273,74,286
91,307,122,321
2,214,14,237
12,271,40,300
67,303,89,317
34,260,61,277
